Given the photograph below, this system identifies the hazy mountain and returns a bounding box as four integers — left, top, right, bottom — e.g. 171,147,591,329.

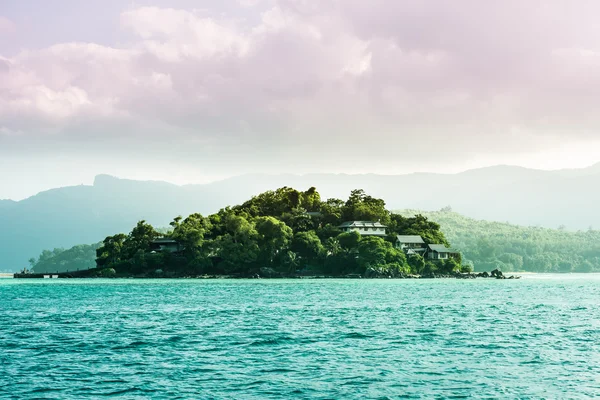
0,199,16,209
2,164,600,271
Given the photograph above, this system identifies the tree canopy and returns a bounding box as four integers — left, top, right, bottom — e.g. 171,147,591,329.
33,198,600,275
88,187,458,277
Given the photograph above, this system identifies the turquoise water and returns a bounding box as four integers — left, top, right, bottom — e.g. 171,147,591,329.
1,275,599,399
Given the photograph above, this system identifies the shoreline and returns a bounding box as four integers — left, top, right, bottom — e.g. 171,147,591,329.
14,269,520,280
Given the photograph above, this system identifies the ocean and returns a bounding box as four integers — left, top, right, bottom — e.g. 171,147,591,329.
1,275,599,399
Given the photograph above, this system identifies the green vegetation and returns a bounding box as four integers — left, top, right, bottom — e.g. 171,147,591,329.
398,208,600,273
30,244,100,273
94,188,464,277
31,199,600,275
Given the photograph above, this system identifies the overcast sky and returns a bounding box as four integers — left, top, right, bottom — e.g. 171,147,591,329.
2,0,600,200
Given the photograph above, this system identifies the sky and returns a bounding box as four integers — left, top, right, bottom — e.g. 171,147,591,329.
2,0,600,200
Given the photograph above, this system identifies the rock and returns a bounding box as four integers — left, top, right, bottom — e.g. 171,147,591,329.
259,267,279,278
345,274,362,279
490,269,503,278
364,268,377,278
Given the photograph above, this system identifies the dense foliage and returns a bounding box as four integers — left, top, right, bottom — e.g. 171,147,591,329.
30,243,100,273
94,188,463,277
33,199,600,275
398,208,600,272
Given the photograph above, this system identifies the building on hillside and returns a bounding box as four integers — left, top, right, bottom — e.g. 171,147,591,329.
427,244,460,260
338,221,387,236
395,235,428,254
150,238,181,253
395,235,460,260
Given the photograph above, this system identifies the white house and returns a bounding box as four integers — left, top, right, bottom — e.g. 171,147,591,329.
338,221,387,236
396,235,428,253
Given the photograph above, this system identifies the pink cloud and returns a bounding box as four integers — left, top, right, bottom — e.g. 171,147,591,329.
0,16,16,35
2,1,600,175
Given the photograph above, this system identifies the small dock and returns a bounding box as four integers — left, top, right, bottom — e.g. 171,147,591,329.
14,269,98,279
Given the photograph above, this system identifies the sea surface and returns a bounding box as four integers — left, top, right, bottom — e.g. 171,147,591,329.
1,274,599,399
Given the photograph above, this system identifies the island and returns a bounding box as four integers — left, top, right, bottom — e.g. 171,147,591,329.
17,187,519,279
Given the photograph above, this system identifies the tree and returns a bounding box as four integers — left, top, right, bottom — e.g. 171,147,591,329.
439,258,461,274
357,236,408,276
337,231,361,251
282,207,315,232
320,198,344,225
342,189,390,224
291,231,325,268
255,216,293,266
407,254,425,274
301,187,321,211
323,237,342,256
123,220,160,259
213,214,260,273
171,213,212,259
388,213,449,246
96,234,127,267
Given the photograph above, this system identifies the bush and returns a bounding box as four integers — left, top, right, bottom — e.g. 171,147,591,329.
98,268,116,277
460,263,474,273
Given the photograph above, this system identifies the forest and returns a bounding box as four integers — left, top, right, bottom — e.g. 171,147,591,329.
28,244,100,274
90,188,463,278
399,209,600,273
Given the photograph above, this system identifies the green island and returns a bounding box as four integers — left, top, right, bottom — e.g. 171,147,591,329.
24,187,482,279
25,186,600,277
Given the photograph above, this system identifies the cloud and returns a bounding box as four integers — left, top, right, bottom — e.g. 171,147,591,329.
2,0,600,179
0,16,16,35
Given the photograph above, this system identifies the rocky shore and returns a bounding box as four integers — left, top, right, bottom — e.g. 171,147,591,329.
182,268,520,280
15,267,520,280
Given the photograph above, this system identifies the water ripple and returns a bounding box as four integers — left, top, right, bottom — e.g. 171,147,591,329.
1,275,600,398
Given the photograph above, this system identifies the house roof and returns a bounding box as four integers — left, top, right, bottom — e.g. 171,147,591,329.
338,221,387,228
396,235,425,244
428,244,451,253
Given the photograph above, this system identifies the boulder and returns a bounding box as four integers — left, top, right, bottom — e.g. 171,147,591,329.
490,269,504,278
259,267,278,278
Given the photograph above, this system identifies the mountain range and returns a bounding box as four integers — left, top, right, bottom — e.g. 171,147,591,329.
2,163,600,271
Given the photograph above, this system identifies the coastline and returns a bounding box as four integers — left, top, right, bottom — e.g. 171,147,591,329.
14,269,520,280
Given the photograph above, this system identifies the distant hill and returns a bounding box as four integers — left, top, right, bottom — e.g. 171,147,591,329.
397,210,600,272
3,163,600,271
0,199,16,209
30,243,101,274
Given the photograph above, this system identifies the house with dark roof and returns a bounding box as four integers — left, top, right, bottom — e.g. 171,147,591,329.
150,238,181,253
395,235,460,260
396,235,427,253
338,221,387,236
427,244,459,260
